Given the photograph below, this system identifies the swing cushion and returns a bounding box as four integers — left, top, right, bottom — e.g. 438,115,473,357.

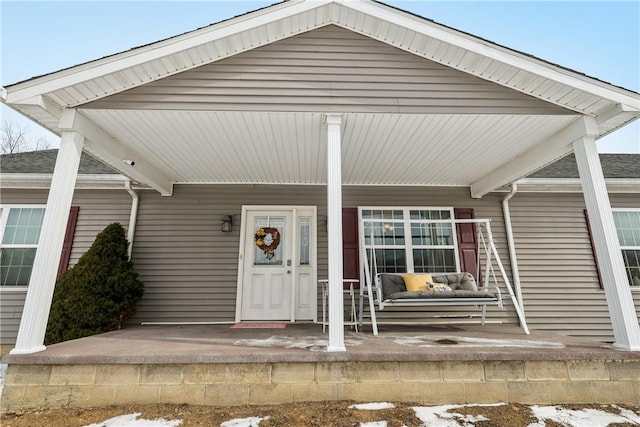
432,272,478,291
380,272,488,300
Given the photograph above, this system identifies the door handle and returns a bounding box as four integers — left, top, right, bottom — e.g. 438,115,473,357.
287,270,291,274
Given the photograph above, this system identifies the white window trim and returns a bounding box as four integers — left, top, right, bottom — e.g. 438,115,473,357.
0,204,47,291
358,206,461,274
612,208,640,291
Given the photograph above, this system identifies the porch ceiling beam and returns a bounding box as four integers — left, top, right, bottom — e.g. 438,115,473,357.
58,109,174,196
470,116,600,198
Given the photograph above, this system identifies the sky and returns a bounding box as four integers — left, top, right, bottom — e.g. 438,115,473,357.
1,1,639,153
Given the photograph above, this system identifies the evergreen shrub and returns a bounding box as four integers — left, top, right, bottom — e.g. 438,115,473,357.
45,222,144,345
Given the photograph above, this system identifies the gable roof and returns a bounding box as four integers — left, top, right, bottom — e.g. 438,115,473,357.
1,1,639,198
530,153,640,179
0,149,117,175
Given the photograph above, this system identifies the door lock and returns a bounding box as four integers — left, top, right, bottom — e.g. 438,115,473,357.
287,259,292,266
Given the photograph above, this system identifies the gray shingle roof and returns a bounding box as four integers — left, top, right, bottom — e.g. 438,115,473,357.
0,149,117,175
529,153,640,179
1,149,638,180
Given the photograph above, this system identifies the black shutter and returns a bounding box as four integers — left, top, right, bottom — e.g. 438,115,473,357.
57,206,79,278
583,209,604,289
454,208,480,285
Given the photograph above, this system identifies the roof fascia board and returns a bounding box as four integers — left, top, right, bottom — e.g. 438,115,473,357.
470,116,600,198
0,173,129,190
58,109,174,195
4,0,331,104
513,177,640,192
340,1,640,110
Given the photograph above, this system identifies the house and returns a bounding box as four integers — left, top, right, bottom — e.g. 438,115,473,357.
1,0,639,354
1,148,638,348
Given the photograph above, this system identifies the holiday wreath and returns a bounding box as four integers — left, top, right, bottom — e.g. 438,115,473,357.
255,227,281,260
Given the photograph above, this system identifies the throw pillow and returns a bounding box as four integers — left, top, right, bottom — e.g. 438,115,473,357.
401,273,433,292
427,283,452,292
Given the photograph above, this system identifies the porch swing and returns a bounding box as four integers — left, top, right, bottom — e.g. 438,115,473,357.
357,218,530,335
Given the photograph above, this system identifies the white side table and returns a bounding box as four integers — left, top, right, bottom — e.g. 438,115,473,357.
320,279,359,333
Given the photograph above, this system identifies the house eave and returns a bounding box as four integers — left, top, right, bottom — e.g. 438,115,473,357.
500,178,640,194
0,173,140,190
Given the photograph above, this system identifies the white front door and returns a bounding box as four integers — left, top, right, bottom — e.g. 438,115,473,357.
238,207,317,322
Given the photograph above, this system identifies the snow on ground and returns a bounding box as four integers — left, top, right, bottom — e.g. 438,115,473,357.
82,413,182,427
349,402,396,410
413,404,499,427
76,402,640,427
220,416,269,427
0,363,7,399
528,404,640,427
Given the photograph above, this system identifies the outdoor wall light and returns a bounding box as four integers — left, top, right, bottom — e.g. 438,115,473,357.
221,215,233,233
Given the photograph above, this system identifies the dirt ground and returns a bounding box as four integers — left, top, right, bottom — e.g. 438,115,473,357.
1,401,639,427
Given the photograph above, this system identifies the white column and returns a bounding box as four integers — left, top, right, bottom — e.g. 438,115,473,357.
574,136,640,351
325,114,345,352
11,131,84,354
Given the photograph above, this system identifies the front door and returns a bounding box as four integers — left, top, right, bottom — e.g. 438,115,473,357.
241,211,292,320
238,207,317,322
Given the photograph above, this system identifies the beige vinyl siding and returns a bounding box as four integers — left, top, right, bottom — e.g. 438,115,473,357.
132,184,519,329
0,189,132,344
510,192,640,343
84,26,571,115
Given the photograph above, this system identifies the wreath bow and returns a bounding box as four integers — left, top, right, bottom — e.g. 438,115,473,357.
255,227,281,260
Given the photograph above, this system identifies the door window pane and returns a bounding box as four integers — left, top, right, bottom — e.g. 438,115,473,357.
253,216,285,266
299,217,310,266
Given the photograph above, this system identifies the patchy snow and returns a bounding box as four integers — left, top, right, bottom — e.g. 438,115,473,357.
413,404,503,427
350,402,396,410
528,405,640,427
359,422,388,427
395,335,564,348
220,416,269,427
234,335,362,351
83,413,182,427
0,363,7,399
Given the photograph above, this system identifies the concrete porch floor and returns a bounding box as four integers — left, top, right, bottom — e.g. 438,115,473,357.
2,323,640,411
3,323,640,365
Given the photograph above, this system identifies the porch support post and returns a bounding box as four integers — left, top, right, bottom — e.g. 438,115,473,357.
573,135,640,351
325,114,346,352
10,130,84,354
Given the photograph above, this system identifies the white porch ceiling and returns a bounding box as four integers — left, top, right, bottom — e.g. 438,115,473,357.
80,109,577,186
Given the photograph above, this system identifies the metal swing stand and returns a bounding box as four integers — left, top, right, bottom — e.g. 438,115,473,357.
358,218,530,336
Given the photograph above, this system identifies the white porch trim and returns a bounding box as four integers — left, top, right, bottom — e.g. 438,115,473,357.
470,117,600,198
573,137,640,351
10,130,84,354
325,113,345,352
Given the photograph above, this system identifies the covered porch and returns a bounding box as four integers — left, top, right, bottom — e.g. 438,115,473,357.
2,323,640,411
2,0,639,356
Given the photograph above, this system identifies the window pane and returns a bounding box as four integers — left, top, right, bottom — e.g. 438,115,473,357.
410,209,451,220
299,217,310,266
2,208,45,244
622,249,640,287
253,216,285,266
362,221,404,246
413,249,457,273
368,249,406,273
613,211,640,247
411,223,453,246
1,248,37,286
